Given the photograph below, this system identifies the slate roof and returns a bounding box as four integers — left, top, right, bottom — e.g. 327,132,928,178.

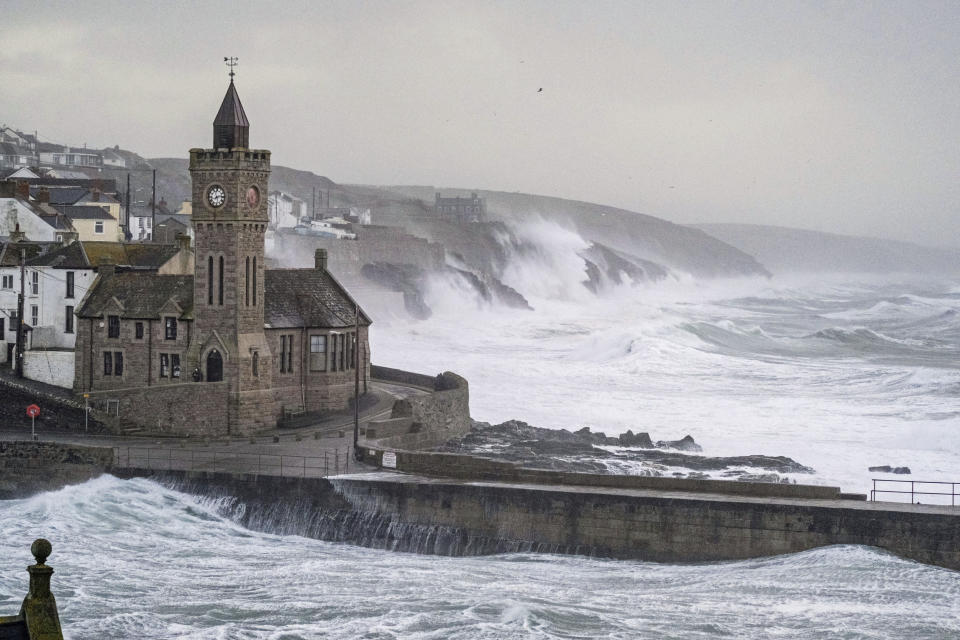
30,186,86,205
82,242,180,269
0,241,61,266
265,268,371,329
77,272,194,319
54,205,114,220
214,81,250,128
25,241,89,268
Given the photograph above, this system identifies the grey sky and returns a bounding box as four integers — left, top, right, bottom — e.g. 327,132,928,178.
2,1,958,246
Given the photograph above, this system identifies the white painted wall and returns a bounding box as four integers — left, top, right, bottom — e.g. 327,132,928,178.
0,199,57,241
22,349,75,388
31,266,95,348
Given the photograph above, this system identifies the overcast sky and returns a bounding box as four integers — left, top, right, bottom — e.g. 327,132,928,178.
2,1,958,246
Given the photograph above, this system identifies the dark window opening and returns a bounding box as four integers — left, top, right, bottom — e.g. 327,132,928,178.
245,257,250,306
160,353,169,378
252,351,259,377
103,352,112,376
218,256,224,306
172,354,181,379
66,271,75,299
114,351,123,376
207,256,214,305
252,257,257,306
107,315,120,338
65,306,74,334
135,322,144,339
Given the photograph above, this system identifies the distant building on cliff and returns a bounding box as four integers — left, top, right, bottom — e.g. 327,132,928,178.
73,73,371,436
435,192,486,223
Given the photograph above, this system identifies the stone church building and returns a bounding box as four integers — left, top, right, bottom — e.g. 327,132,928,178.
74,77,371,436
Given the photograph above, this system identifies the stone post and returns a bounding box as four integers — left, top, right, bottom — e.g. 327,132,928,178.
20,538,63,640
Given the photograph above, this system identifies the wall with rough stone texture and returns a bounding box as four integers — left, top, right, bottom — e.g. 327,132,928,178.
23,350,74,389
366,370,470,449
0,441,112,499
84,381,230,437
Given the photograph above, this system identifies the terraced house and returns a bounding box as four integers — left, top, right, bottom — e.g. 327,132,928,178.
73,76,371,436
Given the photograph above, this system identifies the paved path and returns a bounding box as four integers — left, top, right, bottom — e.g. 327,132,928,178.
0,380,428,477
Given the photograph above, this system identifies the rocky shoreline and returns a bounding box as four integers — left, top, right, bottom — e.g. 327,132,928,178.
436,420,814,483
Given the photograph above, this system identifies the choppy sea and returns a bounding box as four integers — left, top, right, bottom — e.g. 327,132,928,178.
3,224,960,637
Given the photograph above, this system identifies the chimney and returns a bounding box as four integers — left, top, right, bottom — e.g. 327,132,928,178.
16,180,30,200
36,187,50,204
315,248,328,271
97,260,116,277
10,223,26,244
176,233,191,252
90,189,100,202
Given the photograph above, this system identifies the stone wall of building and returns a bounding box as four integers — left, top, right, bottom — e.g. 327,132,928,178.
0,441,112,499
84,380,230,436
23,350,74,389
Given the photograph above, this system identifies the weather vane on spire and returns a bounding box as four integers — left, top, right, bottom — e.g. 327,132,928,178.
224,56,238,82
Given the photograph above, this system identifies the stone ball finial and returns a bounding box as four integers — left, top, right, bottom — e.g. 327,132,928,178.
31,539,52,565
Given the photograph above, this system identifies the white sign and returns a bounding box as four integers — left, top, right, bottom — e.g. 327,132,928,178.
381,451,397,469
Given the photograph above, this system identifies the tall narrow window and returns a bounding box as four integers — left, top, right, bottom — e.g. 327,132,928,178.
339,333,345,370
252,351,259,377
252,257,257,305
103,352,112,376
207,256,214,305
160,353,170,378
31,305,38,327
309,335,326,371
65,271,75,299
30,272,38,295
108,315,120,338
65,306,74,334
135,322,144,339
114,351,123,376
164,317,177,340
171,354,181,378
218,256,224,305
245,257,250,306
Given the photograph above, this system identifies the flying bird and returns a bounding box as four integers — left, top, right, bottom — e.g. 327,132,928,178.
537,87,543,92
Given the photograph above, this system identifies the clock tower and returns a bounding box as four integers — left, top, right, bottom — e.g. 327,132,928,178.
187,73,275,433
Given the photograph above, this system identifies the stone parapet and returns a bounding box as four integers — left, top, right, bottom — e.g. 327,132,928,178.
367,369,471,449
0,441,113,499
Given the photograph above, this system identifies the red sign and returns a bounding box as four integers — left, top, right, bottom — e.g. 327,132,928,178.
26,404,40,418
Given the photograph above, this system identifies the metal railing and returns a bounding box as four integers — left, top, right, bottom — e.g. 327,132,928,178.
111,446,354,478
870,479,958,506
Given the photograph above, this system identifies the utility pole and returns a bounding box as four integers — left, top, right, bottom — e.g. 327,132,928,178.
15,245,25,378
151,169,156,242
312,187,316,220
353,303,360,459
34,130,39,169
125,173,131,239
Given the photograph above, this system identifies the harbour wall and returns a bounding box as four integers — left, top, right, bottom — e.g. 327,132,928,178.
3,445,958,571
0,441,113,499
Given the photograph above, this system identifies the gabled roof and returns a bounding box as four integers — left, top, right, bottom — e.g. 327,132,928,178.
264,268,371,329
30,186,86,205
214,81,250,128
0,241,61,266
82,242,180,269
54,205,114,220
25,240,88,268
76,271,193,319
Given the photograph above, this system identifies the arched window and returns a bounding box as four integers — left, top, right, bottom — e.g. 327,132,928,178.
252,351,259,377
206,349,223,382
245,257,250,306
207,256,213,305
218,256,224,306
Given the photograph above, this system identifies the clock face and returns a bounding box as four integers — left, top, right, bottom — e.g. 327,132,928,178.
246,185,260,208
207,185,226,208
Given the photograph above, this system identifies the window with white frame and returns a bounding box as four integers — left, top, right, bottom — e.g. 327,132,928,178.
95,221,104,234
30,272,38,295
309,335,326,371
1,275,12,289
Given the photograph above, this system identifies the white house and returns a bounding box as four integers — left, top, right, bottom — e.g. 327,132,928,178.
268,190,306,229
0,198,58,241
